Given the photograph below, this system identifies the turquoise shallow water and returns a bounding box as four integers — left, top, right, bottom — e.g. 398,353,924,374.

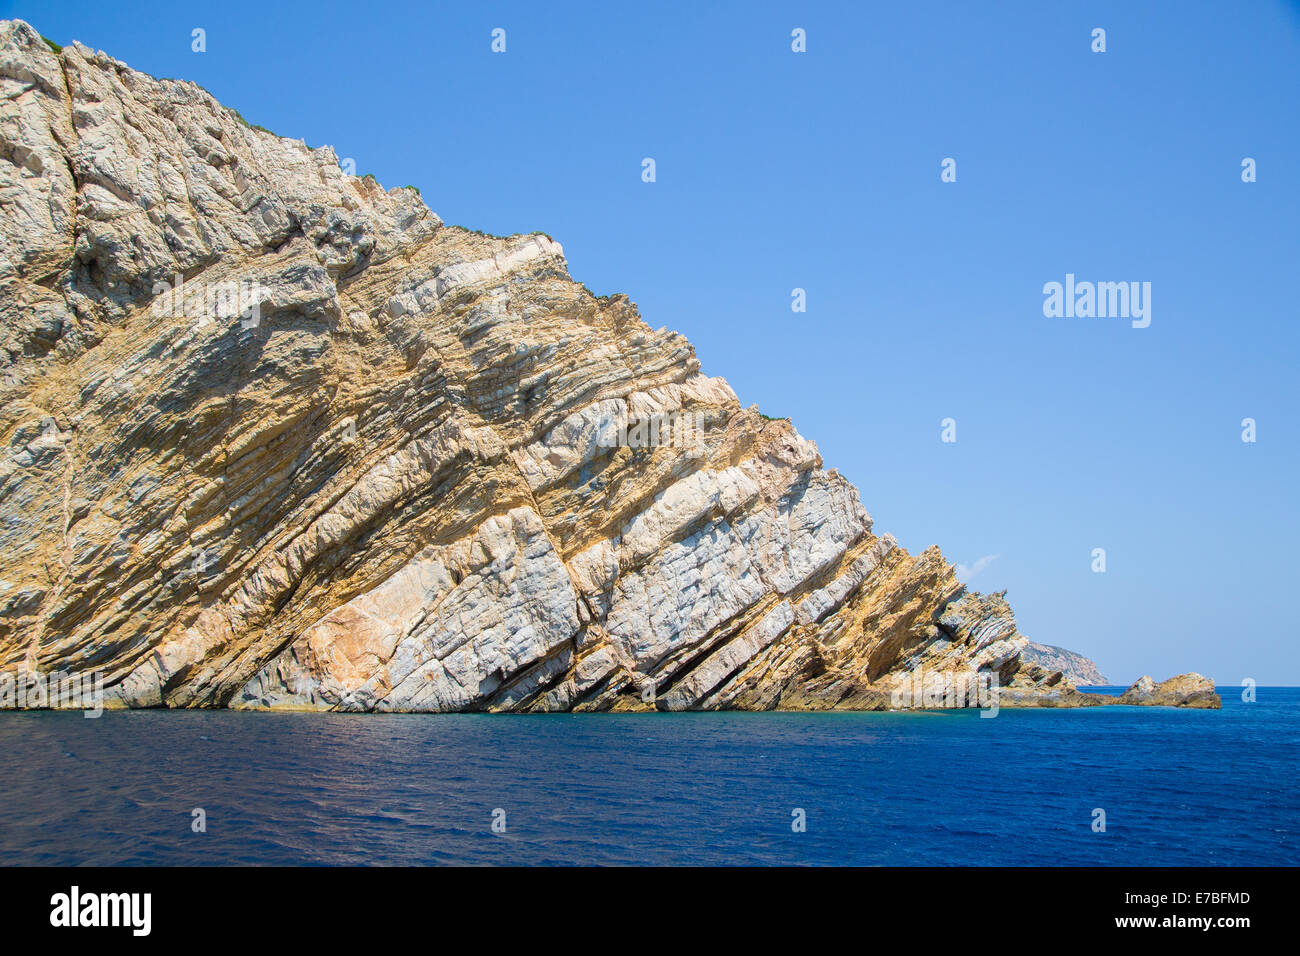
0,687,1295,865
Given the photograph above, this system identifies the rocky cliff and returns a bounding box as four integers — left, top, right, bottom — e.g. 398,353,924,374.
0,21,1213,712
1021,641,1108,685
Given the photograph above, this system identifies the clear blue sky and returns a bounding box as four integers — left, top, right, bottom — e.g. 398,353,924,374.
12,0,1300,685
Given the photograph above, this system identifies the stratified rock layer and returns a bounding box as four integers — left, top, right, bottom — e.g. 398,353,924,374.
0,21,1210,712
1021,641,1108,685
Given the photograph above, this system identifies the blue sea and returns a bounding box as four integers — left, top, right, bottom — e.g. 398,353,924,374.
1,687,1296,866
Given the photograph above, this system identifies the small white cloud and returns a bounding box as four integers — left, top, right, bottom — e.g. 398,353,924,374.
955,553,999,583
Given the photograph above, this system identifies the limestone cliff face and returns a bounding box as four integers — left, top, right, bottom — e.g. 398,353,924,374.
0,21,1114,712
1021,641,1108,686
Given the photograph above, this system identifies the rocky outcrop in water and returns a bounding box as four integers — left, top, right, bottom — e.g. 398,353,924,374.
1021,641,1108,685
0,21,1214,712
1118,673,1220,709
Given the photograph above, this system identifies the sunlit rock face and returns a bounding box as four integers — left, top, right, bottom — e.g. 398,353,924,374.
1021,641,1108,686
0,19,1128,712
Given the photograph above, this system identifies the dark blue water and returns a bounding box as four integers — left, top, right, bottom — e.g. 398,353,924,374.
1,688,1296,865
